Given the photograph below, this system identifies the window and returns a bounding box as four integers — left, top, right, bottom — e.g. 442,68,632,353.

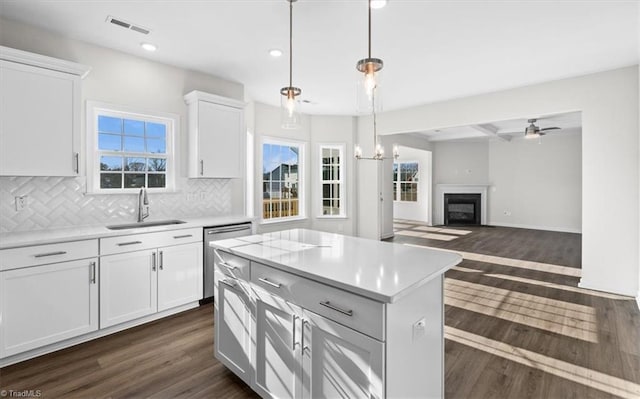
393,162,419,202
262,139,304,221
319,144,345,217
87,102,176,193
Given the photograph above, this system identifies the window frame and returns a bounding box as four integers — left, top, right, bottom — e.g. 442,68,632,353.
86,101,177,194
260,136,305,224
393,160,419,203
317,143,346,218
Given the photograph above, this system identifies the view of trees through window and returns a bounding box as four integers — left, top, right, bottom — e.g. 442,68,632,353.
393,162,419,202
97,115,168,189
263,142,301,220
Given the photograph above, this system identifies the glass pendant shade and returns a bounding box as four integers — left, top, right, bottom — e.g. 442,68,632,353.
356,59,383,114
281,86,302,129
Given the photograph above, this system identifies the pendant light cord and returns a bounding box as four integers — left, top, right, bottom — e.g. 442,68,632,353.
289,0,293,88
368,0,372,59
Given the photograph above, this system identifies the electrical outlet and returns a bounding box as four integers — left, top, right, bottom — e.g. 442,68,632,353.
412,318,426,341
15,195,28,211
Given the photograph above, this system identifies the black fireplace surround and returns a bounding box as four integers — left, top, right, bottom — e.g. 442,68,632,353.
444,193,481,226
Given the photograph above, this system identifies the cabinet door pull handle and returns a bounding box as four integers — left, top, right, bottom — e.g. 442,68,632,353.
74,152,79,173
319,301,353,317
90,261,96,284
258,277,281,289
152,252,157,271
292,315,299,350
34,251,67,258
159,250,164,270
220,279,237,288
173,234,193,239
200,160,204,176
302,319,310,354
219,261,237,270
117,241,142,246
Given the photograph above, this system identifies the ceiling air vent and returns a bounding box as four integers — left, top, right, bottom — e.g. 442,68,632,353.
106,16,151,35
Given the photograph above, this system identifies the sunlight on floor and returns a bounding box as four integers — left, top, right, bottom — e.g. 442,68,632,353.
404,243,582,277
445,278,599,343
445,326,640,399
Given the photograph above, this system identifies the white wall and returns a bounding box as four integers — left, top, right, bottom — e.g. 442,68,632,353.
371,66,639,297
393,146,432,224
252,102,357,236
489,130,582,232
0,17,246,231
433,141,489,185
309,116,357,235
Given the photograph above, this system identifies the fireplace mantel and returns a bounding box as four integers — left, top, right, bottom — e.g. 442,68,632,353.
435,184,489,225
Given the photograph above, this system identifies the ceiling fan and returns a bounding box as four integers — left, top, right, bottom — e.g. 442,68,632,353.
524,118,560,139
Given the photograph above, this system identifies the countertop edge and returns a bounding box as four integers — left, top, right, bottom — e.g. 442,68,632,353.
211,242,463,304
0,216,255,249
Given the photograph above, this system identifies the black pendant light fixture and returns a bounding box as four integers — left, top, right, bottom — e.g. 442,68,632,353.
280,0,302,129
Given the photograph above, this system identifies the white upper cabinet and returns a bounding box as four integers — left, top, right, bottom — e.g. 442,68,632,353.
184,90,245,178
0,46,90,176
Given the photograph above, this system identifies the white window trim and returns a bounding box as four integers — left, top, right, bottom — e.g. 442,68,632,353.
86,101,178,194
394,160,419,203
317,143,346,219
260,136,306,224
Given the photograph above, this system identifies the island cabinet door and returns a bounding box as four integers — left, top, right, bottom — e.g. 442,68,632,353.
253,286,303,399
214,271,254,387
301,310,384,399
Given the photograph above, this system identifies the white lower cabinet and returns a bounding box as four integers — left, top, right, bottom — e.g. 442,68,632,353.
0,244,98,358
214,271,254,387
100,249,157,328
253,287,303,399
101,241,203,328
302,310,383,399
213,253,385,399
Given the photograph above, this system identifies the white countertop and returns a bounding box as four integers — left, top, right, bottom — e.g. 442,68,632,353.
210,229,462,303
0,216,254,249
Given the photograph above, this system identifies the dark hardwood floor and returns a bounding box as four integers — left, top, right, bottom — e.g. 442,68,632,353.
1,222,638,398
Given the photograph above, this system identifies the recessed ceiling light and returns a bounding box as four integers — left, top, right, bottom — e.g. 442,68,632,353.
141,42,157,52
269,49,283,57
370,0,387,9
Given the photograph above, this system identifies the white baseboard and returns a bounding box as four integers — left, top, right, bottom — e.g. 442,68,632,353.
578,278,637,298
489,221,582,234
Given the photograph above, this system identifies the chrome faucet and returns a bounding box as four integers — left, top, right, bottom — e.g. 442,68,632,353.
137,187,149,222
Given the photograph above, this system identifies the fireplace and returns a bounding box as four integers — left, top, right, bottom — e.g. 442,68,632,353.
444,193,481,225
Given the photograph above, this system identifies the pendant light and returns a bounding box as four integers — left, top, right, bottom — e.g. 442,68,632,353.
280,0,302,129
356,0,383,114
354,0,397,161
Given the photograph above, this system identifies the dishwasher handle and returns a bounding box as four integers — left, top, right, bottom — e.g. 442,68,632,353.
206,224,252,235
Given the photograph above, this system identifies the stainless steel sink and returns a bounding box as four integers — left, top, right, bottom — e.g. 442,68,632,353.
106,219,187,230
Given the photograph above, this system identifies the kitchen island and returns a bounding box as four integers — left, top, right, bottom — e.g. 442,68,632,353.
210,229,461,399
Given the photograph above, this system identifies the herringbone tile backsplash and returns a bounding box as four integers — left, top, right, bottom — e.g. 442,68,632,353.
0,177,232,233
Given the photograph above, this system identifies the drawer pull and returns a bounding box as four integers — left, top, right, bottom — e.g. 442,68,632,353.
258,277,281,289
33,251,67,258
320,301,353,317
220,279,237,288
117,241,142,246
173,234,193,239
219,261,237,271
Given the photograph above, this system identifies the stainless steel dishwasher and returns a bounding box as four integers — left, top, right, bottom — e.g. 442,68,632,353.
203,222,252,300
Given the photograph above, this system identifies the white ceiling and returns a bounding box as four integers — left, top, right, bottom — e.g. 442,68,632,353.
414,111,582,142
1,1,638,116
